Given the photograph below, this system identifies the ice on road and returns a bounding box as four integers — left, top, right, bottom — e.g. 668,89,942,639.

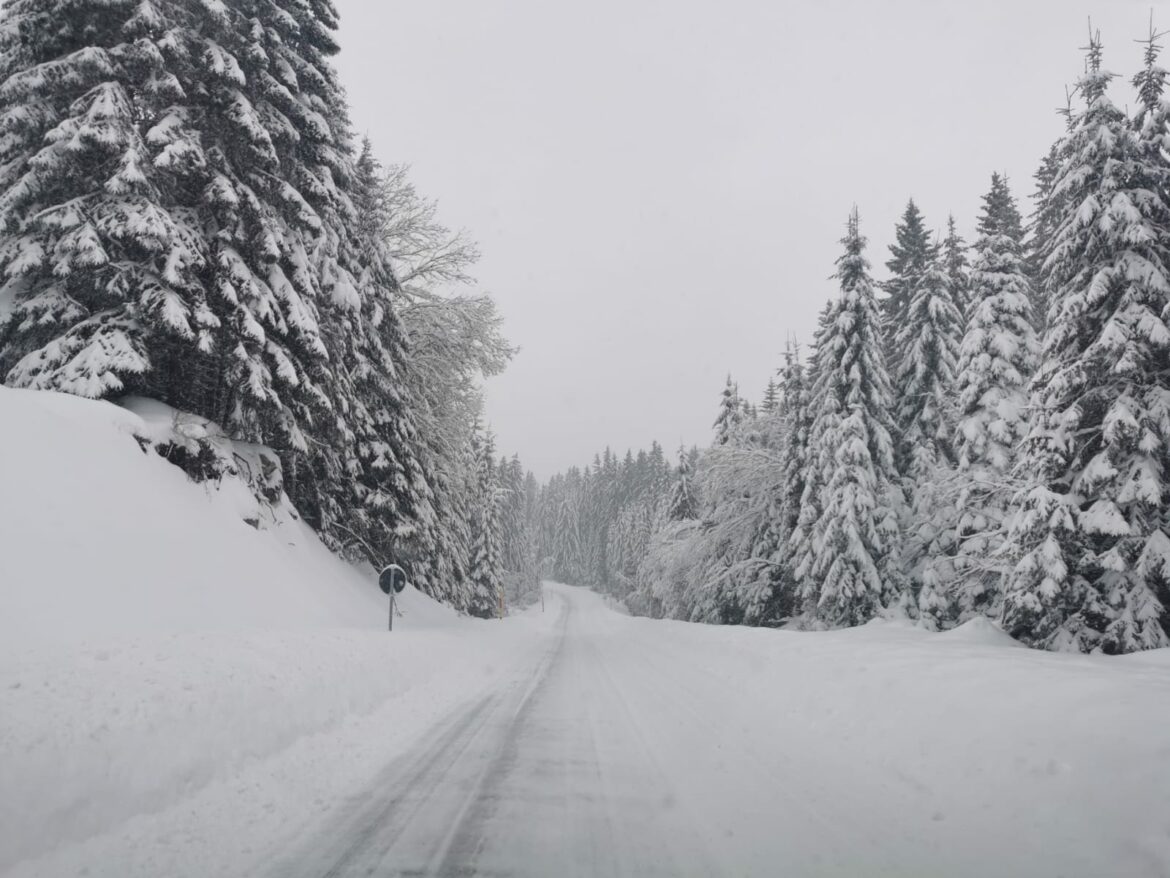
271,583,1170,878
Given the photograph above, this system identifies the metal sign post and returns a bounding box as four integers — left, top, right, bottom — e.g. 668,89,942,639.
379,564,408,631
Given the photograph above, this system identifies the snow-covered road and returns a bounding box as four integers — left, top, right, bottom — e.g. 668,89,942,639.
268,583,1170,878
280,585,722,877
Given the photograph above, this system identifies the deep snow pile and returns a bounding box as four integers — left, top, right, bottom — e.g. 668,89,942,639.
0,389,557,874
0,387,392,646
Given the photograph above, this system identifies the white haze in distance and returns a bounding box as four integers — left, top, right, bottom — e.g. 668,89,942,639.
335,0,1159,479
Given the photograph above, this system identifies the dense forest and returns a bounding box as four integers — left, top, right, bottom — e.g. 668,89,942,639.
0,0,539,615
536,31,1170,655
3,2,1169,654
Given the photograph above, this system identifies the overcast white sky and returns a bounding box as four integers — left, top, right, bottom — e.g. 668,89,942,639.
335,0,1162,479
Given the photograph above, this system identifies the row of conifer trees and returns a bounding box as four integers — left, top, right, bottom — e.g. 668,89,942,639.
0,0,537,615
538,31,1170,653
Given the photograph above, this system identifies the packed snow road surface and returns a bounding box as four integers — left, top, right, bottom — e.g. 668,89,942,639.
280,587,720,878
273,583,1170,878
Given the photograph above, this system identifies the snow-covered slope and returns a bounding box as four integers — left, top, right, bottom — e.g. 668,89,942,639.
0,388,559,874
0,387,397,647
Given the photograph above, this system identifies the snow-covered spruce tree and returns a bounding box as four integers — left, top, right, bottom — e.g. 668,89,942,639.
789,299,837,611
892,252,963,477
890,239,964,621
1003,36,1170,653
498,454,539,607
1134,24,1170,200
0,0,431,565
713,374,741,445
801,209,903,627
467,427,503,619
776,342,812,556
0,0,204,400
551,468,585,584
944,172,1039,622
1027,137,1072,335
1027,145,1061,280
761,377,779,414
942,215,970,318
881,199,936,359
667,445,699,521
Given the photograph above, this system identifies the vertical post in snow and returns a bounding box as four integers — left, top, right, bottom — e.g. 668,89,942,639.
379,564,407,633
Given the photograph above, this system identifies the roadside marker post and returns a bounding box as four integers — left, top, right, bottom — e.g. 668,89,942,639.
379,564,408,631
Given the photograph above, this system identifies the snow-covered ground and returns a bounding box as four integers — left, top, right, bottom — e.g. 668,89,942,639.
0,389,560,875
3,388,1170,877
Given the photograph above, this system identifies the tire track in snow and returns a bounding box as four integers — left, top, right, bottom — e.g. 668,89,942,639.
273,600,569,877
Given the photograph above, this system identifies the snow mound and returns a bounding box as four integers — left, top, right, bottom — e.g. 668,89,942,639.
0,387,389,648
938,615,1024,648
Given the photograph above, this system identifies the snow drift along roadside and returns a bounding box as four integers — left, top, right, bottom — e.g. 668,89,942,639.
0,388,558,872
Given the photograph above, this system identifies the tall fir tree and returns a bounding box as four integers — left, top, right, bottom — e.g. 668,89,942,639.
891,243,964,623
761,377,779,414
1004,35,1170,653
790,299,837,606
776,341,812,552
944,172,1039,622
1027,140,1069,334
667,445,699,521
942,215,970,318
802,209,902,627
892,251,963,478
1134,21,1170,198
713,375,741,445
467,427,502,618
881,199,936,360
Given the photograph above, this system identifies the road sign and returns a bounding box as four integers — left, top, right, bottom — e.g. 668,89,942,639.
379,564,408,631
379,564,407,595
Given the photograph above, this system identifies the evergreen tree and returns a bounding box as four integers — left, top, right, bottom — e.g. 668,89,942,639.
0,0,430,569
467,427,502,618
790,299,837,606
898,222,970,625
713,375,741,445
941,172,1041,622
881,199,936,358
1134,21,1170,197
942,215,970,317
1004,36,1170,653
498,454,539,606
1026,143,1067,333
761,377,779,414
892,251,963,477
803,209,902,627
777,342,812,550
667,445,698,521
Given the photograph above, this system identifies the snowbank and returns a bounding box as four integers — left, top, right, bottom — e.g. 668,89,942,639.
0,387,389,648
0,388,559,873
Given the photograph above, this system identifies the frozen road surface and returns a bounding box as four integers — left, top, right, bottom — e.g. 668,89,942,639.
280,586,725,878
269,584,1170,878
